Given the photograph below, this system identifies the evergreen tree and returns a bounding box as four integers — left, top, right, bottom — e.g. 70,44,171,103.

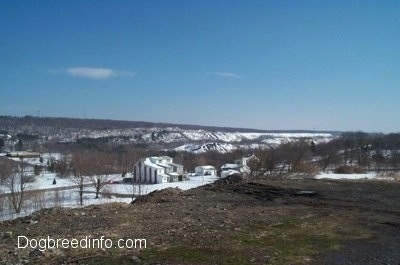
0,138,4,151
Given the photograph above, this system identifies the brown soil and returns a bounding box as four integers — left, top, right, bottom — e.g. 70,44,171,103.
1,176,400,265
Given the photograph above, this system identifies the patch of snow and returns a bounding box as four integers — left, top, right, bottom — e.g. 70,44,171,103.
28,173,77,190
314,172,377,180
0,173,219,221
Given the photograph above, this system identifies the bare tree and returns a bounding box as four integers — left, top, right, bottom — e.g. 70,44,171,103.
390,150,400,171
0,158,14,185
246,154,262,179
0,158,15,216
279,140,312,173
91,152,117,199
316,141,341,171
257,148,280,175
70,152,91,206
5,158,27,214
54,155,69,176
124,174,136,203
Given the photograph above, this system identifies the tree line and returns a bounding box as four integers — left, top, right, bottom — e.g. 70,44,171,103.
1,131,399,217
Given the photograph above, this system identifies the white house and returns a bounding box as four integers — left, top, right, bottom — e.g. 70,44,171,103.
194,165,217,176
234,154,259,168
220,154,259,178
133,156,184,184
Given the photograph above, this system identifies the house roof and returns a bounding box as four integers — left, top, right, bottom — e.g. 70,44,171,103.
221,163,241,170
143,158,163,169
195,165,216,170
150,155,172,160
170,162,183,167
136,156,183,170
157,164,172,169
222,169,241,176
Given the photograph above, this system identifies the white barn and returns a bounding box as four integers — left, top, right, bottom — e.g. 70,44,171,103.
133,156,184,184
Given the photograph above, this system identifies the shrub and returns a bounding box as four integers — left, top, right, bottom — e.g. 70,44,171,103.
334,165,365,174
34,165,42,176
293,162,320,176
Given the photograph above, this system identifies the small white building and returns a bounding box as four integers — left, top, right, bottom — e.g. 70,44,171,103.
194,165,217,176
220,154,259,178
133,156,184,184
220,163,242,178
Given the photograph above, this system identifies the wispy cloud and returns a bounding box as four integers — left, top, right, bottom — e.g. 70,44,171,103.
209,71,242,79
66,67,134,79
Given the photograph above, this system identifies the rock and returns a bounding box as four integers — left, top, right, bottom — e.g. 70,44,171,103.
295,190,318,196
21,217,33,224
29,248,43,257
51,249,64,257
131,255,141,264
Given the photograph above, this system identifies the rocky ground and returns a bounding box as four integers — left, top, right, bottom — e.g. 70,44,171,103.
1,175,400,265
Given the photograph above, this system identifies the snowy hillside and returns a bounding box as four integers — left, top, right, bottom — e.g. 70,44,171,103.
0,116,337,153
133,129,334,144
173,132,334,153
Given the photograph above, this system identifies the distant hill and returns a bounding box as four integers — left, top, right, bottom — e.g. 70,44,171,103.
0,115,339,134
0,115,341,153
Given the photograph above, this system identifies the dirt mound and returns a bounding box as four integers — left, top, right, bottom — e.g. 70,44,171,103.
3,179,400,265
134,187,183,203
214,174,243,185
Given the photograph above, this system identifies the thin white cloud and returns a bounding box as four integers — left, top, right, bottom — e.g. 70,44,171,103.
209,71,242,79
66,67,134,79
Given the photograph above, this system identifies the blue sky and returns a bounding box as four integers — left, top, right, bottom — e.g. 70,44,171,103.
1,1,399,132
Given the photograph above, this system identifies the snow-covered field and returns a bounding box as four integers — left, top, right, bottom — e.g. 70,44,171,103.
0,172,218,221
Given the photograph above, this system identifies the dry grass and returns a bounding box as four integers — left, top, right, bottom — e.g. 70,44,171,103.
378,171,400,181
334,165,365,174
